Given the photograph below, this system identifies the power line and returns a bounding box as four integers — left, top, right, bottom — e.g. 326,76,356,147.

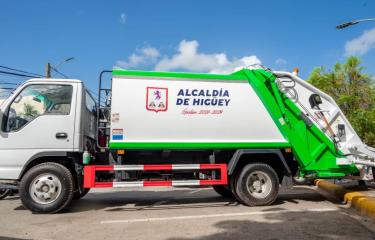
88,89,100,97
0,73,28,79
0,65,43,77
88,89,107,101
0,77,22,82
87,89,107,103
0,70,40,78
0,82,19,85
0,82,19,91
51,66,69,78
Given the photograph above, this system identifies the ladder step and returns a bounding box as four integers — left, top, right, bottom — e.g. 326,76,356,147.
98,121,110,124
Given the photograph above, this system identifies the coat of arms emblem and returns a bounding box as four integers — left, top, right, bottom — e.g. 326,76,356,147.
146,87,168,112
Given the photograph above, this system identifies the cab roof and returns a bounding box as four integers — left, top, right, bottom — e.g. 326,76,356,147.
25,78,83,84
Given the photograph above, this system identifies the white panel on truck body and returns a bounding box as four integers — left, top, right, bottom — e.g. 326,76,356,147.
110,76,286,144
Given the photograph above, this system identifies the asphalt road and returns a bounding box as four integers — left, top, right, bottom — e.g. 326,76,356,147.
0,186,374,240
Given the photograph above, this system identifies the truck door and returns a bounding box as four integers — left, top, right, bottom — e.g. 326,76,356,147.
0,83,77,179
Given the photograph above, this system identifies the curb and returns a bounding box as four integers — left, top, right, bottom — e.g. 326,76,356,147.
315,179,375,220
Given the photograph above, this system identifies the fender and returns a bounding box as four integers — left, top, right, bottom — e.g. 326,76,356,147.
227,149,292,176
18,151,71,179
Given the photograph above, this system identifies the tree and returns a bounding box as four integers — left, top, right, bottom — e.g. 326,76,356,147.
23,103,39,118
308,56,375,146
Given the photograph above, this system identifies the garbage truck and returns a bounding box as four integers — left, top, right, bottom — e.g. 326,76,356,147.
0,67,374,213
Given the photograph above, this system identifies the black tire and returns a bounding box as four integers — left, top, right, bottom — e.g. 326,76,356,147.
358,180,366,186
235,163,279,206
73,188,90,200
212,185,234,198
0,189,11,200
229,172,245,204
19,162,74,214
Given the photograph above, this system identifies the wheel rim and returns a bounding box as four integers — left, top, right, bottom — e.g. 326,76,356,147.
245,171,272,199
29,173,62,205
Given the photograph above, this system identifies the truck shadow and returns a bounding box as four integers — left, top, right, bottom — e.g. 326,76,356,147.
164,210,375,240
0,195,20,201
61,188,327,214
0,237,30,240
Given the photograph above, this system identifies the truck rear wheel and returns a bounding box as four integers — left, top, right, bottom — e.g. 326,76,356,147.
212,185,234,198
235,163,279,206
230,172,245,204
19,162,74,213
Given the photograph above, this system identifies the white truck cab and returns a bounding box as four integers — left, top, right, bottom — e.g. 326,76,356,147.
0,79,96,180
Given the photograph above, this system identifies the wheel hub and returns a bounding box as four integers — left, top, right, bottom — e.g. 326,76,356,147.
41,185,50,192
252,180,262,192
29,174,62,205
246,171,272,199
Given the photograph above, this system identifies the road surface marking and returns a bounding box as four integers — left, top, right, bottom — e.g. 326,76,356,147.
100,207,338,224
136,200,169,210
189,189,204,194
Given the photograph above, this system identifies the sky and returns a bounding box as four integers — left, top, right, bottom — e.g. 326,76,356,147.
1,0,375,92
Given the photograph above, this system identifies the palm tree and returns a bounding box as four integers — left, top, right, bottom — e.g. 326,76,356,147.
23,103,39,118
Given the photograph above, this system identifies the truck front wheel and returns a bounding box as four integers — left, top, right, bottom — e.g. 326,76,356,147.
19,162,74,213
235,163,279,206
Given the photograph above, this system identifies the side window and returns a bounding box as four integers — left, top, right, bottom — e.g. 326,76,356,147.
6,85,73,132
85,91,96,114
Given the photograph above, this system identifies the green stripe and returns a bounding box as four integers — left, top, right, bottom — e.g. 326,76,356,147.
112,69,248,81
109,142,291,150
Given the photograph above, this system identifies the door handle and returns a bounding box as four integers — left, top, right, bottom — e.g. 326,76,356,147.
56,132,68,139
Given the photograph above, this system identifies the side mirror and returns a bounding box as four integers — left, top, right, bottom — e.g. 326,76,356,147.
309,94,322,109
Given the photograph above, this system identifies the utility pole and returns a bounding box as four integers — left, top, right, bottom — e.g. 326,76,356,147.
45,57,74,79
45,62,51,78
